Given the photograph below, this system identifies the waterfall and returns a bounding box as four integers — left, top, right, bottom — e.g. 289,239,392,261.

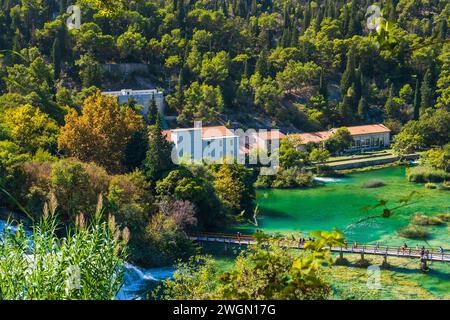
313,176,344,183
117,263,174,300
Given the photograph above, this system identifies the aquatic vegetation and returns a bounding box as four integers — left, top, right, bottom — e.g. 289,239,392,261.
407,166,450,183
425,183,437,189
436,213,450,222
411,213,445,226
398,224,430,240
362,179,386,188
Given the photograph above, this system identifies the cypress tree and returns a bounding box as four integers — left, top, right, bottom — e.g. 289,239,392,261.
290,18,299,46
339,93,354,124
354,65,363,103
255,49,269,77
148,94,158,125
319,67,328,102
357,96,368,122
340,46,356,97
438,19,448,40
314,7,323,33
142,113,173,183
303,1,311,31
413,77,420,120
420,68,434,111
384,84,396,119
59,0,67,14
177,0,185,30
124,127,149,171
52,37,61,79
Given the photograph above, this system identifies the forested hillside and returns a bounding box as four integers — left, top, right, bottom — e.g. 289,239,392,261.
0,0,449,131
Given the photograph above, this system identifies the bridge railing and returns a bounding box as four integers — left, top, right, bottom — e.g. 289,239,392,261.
188,233,449,261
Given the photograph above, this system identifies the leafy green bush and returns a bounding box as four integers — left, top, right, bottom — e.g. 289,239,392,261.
271,167,314,188
157,230,345,300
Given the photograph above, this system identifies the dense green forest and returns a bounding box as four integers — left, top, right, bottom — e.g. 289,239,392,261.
0,0,449,129
0,0,449,269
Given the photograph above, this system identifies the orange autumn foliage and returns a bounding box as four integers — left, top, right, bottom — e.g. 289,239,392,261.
58,91,144,173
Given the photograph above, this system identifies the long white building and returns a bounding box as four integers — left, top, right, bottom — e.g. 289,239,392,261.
102,89,164,119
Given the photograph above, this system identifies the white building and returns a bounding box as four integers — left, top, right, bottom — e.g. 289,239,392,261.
102,89,164,119
164,123,239,163
290,124,391,152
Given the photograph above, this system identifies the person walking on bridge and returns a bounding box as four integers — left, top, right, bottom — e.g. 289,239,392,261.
402,243,408,254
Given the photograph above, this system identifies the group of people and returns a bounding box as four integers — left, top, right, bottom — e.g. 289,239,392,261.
236,232,446,258
296,236,316,247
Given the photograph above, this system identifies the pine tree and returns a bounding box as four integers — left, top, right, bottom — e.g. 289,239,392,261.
142,113,173,183
413,77,420,120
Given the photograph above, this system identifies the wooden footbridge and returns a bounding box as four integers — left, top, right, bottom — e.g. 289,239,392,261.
188,232,450,269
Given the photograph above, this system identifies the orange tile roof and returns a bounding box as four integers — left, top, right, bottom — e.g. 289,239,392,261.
162,129,172,141
256,130,286,140
163,125,237,141
201,126,236,138
346,124,391,135
291,124,390,144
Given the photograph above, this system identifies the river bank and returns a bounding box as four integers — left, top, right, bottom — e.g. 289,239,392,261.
2,166,448,300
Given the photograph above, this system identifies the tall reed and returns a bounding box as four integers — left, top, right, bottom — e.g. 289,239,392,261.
0,196,128,300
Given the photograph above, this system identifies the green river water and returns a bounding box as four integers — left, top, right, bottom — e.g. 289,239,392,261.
214,166,450,299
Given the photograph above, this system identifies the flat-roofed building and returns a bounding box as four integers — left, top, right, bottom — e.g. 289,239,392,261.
102,89,164,119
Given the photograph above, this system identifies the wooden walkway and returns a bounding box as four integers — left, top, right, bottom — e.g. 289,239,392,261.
189,233,450,263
